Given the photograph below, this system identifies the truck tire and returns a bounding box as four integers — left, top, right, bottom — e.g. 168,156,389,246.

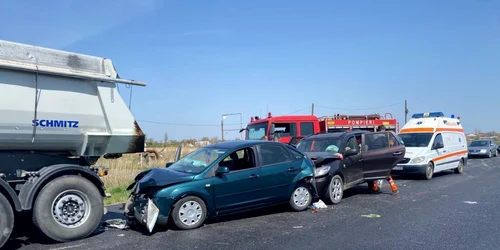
0,193,14,248
32,175,103,242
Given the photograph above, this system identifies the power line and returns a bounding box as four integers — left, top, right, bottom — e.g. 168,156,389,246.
285,107,311,115
137,103,401,127
315,102,401,111
137,120,243,127
138,107,312,127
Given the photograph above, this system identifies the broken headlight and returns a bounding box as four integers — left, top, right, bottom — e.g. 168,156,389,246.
314,165,331,177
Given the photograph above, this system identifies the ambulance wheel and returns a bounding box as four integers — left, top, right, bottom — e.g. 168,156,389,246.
0,192,14,248
454,159,464,174
424,162,434,180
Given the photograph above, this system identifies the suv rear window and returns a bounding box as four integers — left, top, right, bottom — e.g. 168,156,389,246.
296,137,342,153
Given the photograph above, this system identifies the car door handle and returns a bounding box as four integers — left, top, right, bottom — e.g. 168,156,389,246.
359,158,363,162
393,151,402,156
287,167,297,172
443,150,446,153
249,174,260,179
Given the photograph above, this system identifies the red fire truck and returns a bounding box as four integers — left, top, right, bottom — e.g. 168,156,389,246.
241,112,399,143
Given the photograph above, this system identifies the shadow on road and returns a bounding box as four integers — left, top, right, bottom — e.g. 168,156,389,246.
4,210,124,250
151,203,292,233
392,170,456,180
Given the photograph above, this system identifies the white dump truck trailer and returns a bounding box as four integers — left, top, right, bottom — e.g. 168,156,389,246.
0,39,146,248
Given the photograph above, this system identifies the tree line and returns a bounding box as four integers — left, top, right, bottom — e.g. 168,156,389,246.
144,132,241,147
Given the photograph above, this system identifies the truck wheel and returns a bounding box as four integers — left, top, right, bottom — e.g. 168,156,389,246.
0,193,14,248
424,162,434,180
32,175,103,242
323,175,343,205
171,196,207,230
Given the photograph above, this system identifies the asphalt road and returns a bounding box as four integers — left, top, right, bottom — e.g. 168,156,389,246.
6,156,500,250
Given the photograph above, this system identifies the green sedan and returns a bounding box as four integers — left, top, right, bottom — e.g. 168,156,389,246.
124,140,319,232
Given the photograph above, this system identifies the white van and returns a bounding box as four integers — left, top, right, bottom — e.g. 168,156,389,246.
392,112,467,180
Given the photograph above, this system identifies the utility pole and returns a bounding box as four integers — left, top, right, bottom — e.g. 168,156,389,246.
221,113,242,141
240,114,243,140
221,119,224,141
404,100,408,124
311,103,315,115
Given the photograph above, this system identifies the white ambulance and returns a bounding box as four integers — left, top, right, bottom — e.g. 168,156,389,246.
392,112,467,180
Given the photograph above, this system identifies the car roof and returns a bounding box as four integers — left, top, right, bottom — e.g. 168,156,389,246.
204,140,279,149
303,130,368,140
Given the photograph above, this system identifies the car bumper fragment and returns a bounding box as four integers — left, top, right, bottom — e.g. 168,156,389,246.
314,174,333,197
125,194,160,233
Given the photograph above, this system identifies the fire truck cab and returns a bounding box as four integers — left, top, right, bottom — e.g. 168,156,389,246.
242,112,399,144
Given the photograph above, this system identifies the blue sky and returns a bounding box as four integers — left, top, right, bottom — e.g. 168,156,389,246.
1,0,498,140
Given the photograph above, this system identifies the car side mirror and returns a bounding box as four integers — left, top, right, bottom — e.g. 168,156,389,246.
165,162,174,168
433,142,444,149
216,166,230,175
344,149,358,157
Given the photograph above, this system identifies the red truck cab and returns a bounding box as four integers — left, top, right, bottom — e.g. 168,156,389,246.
242,112,399,144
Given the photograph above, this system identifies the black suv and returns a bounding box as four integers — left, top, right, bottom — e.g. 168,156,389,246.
295,130,405,204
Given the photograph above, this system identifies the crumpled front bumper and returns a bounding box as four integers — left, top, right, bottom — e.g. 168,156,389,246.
124,194,160,233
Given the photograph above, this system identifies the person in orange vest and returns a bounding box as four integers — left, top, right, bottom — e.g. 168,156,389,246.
370,124,399,194
371,176,399,195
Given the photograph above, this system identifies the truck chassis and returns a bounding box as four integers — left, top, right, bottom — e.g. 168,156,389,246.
0,151,108,247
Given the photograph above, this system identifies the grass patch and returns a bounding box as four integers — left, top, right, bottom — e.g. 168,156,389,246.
104,185,131,205
98,146,198,205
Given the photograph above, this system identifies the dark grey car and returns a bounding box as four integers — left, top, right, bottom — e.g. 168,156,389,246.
468,139,498,158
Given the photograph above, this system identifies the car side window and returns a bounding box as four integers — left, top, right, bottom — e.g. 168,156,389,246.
364,133,389,151
388,133,400,147
259,144,292,166
433,134,443,147
217,147,256,172
286,145,305,160
345,136,359,152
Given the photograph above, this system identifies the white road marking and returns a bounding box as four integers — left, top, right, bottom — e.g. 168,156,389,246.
463,201,477,204
50,244,86,250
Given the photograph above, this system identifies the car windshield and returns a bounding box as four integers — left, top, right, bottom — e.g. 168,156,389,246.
470,140,488,147
296,137,342,153
398,133,433,147
246,121,268,140
168,147,228,174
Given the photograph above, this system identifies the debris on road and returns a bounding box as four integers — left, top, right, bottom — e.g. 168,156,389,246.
361,214,381,218
310,205,319,213
103,219,130,230
293,226,303,229
313,200,328,209
463,201,478,204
